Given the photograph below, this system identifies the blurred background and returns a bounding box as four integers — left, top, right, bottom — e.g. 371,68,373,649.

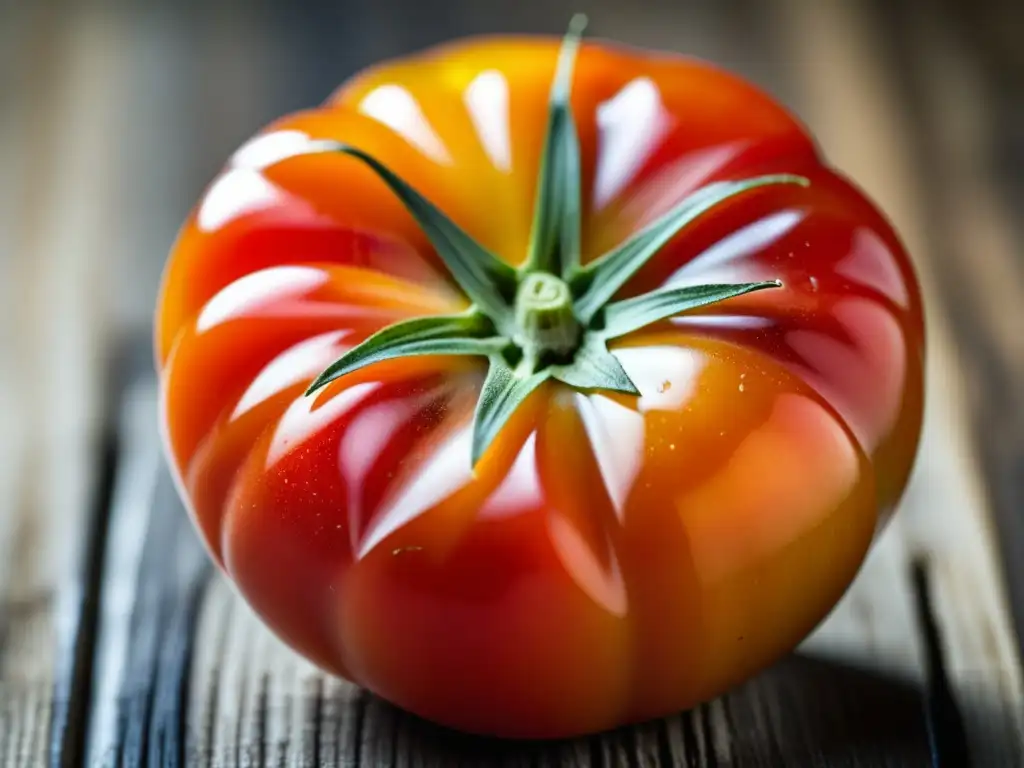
1,0,1023,763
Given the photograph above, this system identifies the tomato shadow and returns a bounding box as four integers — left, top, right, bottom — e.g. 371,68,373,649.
348,651,938,765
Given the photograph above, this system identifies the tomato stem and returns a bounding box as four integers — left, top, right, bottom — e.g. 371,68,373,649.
513,272,581,365
301,16,803,468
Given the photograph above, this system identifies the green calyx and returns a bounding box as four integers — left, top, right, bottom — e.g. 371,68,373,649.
304,14,809,468
514,272,580,362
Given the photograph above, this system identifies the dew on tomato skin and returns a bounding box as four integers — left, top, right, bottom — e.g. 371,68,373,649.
611,346,703,413
391,545,424,556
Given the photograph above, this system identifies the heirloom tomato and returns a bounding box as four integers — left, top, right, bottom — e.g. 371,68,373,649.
156,16,923,739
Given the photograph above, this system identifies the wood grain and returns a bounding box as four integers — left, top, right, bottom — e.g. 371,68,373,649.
0,5,124,766
88,437,934,768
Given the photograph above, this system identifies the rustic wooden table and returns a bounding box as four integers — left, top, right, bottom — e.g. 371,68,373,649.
2,0,1023,765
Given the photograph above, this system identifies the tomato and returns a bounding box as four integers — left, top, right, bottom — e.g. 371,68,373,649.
155,16,924,740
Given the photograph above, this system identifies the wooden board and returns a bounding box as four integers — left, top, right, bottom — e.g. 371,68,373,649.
0,5,122,766
83,373,941,767
1,0,1023,765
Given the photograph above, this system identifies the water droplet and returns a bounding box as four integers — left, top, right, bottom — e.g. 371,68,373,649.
809,275,819,292
669,443,676,451
738,383,745,392
392,545,424,557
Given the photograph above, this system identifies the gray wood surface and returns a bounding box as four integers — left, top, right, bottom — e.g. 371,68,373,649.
1,4,123,765
1,0,1023,765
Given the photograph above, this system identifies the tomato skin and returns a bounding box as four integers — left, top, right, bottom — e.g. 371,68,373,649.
156,35,923,739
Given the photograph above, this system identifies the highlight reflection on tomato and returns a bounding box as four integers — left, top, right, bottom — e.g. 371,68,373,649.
155,17,924,739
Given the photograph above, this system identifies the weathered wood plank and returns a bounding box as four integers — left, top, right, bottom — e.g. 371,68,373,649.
0,8,59,762
169,569,933,767
84,371,209,767
0,4,126,766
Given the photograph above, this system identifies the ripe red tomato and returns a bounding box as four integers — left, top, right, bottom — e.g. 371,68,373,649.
156,18,923,739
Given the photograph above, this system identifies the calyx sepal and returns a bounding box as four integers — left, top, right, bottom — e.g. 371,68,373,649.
303,16,805,468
